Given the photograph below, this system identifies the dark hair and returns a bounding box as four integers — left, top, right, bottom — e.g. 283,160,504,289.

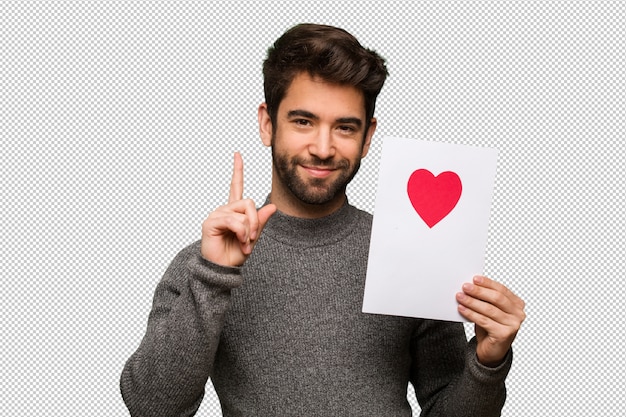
263,24,388,128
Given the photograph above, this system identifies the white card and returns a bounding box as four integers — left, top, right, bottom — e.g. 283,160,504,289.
362,137,499,322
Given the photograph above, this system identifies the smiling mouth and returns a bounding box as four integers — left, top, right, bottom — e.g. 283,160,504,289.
301,165,336,178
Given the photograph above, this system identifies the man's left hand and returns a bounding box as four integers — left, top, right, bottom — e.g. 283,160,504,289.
456,275,526,367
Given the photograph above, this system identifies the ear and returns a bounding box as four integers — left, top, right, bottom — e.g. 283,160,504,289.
258,103,273,147
361,117,377,158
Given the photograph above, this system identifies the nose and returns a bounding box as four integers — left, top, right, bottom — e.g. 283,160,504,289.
309,129,335,160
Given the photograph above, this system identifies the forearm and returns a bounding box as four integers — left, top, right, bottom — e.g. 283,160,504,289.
436,337,511,417
120,242,241,417
412,322,512,417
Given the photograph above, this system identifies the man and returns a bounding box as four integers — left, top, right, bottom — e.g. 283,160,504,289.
121,23,525,416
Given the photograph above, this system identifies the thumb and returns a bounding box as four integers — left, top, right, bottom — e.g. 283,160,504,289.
256,204,277,235
244,204,276,256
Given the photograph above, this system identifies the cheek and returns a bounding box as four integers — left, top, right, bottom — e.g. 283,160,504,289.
339,141,367,161
273,131,310,155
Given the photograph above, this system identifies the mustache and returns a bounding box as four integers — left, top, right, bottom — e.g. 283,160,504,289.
295,156,350,170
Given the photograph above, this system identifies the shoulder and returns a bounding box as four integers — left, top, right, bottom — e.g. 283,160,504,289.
172,240,202,264
339,205,373,254
160,240,202,281
347,204,373,232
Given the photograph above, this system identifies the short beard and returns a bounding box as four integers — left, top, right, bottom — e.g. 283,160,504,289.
271,144,362,206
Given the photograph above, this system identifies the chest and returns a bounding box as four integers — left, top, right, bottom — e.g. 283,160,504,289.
220,243,416,371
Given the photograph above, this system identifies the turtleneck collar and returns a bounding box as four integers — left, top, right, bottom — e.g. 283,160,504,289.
261,196,360,249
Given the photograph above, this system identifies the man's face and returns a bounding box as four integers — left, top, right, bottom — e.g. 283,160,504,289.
259,72,376,211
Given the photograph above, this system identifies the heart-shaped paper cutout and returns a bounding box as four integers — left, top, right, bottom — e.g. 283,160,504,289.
407,169,462,228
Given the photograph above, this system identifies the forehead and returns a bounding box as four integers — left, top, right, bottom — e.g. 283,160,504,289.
278,72,365,119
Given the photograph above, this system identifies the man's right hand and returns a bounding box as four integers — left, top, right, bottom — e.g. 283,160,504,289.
201,152,277,266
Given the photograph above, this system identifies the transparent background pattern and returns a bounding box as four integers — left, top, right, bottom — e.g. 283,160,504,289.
3,1,624,415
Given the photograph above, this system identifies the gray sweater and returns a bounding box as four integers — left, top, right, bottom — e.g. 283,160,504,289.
121,202,511,416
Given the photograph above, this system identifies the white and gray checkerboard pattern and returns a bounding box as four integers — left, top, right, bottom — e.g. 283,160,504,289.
3,2,624,415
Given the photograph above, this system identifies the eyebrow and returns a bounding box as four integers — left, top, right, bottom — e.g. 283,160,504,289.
287,109,363,128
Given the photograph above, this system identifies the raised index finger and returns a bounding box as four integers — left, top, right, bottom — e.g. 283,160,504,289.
228,152,244,203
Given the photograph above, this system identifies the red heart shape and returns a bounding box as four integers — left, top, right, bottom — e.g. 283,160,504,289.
407,169,462,228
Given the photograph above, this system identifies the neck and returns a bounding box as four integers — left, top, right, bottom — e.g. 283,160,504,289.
261,195,359,249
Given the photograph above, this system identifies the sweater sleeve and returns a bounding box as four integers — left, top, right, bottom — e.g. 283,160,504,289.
120,241,242,417
410,320,512,417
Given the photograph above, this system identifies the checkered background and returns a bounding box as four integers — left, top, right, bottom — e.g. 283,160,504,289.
3,1,624,415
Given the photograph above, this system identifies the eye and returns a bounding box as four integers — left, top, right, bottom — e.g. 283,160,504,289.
337,125,357,134
296,119,310,125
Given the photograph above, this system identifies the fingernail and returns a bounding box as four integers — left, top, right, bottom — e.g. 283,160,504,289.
473,276,484,284
456,292,466,301
462,283,473,291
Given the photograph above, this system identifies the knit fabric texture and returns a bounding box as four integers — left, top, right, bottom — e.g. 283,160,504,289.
121,201,512,416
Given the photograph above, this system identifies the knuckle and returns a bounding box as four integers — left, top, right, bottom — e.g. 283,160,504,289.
475,315,491,329
493,292,507,306
201,215,215,231
243,198,256,209
225,213,245,228
520,310,527,323
484,303,498,318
